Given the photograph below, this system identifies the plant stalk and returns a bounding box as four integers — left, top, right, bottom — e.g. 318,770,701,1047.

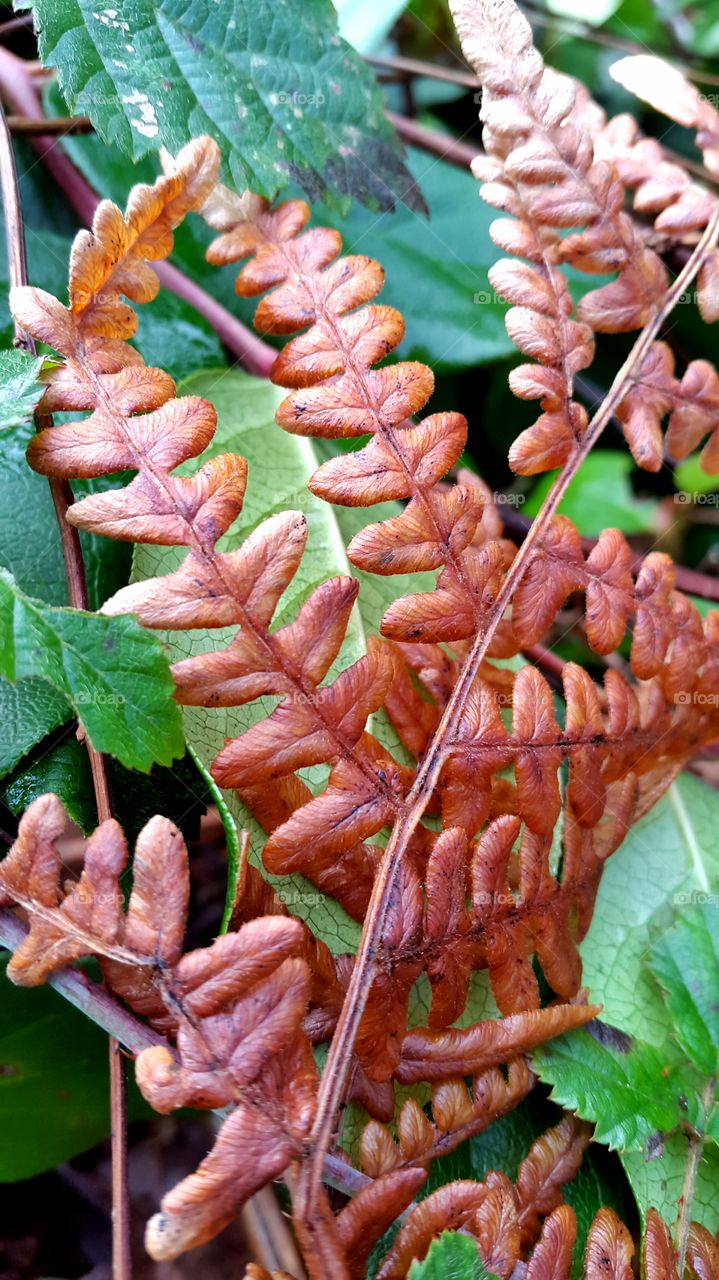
297,205,719,1230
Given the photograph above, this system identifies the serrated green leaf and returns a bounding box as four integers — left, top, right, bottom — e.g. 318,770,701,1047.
648,904,719,1078
132,368,434,951
0,569,184,771
0,350,44,430
408,1232,499,1280
24,0,422,214
533,1027,701,1152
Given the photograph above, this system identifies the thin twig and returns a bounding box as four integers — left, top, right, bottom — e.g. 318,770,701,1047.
387,112,480,169
298,203,719,1225
0,99,130,1280
0,46,275,379
366,52,479,89
6,113,94,135
241,1185,307,1278
676,1076,717,1274
0,910,163,1051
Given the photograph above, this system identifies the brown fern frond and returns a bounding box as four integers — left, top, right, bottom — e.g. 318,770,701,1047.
446,0,670,478
197,180,516,646
643,1210,678,1280
514,1117,592,1247
583,1208,634,1279
526,1205,577,1280
335,1167,427,1280
359,1059,532,1175
0,795,316,1260
375,1118,590,1278
686,1222,719,1279
9,141,416,901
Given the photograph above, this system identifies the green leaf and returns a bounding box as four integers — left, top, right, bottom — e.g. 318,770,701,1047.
131,368,435,952
0,350,44,430
649,905,719,1078
524,452,657,537
0,677,70,779
25,0,422,213
534,773,719,1230
316,148,513,369
0,956,147,1180
533,1027,702,1152
0,569,184,772
580,773,719,1047
0,735,96,831
408,1232,499,1280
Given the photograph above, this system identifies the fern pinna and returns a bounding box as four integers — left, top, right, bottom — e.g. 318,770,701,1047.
4,0,719,1274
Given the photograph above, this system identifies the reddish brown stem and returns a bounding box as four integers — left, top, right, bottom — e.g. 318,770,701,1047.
387,111,480,169
6,113,93,134
297,205,719,1238
0,98,129,1280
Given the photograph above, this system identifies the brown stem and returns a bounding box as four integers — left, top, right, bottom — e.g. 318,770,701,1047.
6,113,93,134
676,1076,716,1275
0,46,276,379
297,205,719,1235
386,111,480,169
366,52,479,89
0,99,129,1280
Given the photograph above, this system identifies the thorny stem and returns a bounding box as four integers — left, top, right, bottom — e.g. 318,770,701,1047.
676,1076,717,1275
0,100,130,1280
298,206,719,1231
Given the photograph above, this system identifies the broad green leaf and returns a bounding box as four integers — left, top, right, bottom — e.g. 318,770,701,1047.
25,0,422,213
0,736,96,832
0,350,44,430
317,148,513,369
408,1233,499,1280
0,956,147,1180
533,1027,702,1152
579,773,719,1046
0,677,70,779
0,569,184,772
649,905,719,1078
524,452,657,537
132,368,434,951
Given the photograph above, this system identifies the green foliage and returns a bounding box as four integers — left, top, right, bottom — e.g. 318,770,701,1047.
535,786,719,1228
650,904,719,1079
0,677,70,780
0,569,184,772
0,736,96,832
318,148,513,369
0,350,44,430
533,1027,703,1152
524,452,657,538
24,0,421,213
0,956,147,1180
408,1232,499,1280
